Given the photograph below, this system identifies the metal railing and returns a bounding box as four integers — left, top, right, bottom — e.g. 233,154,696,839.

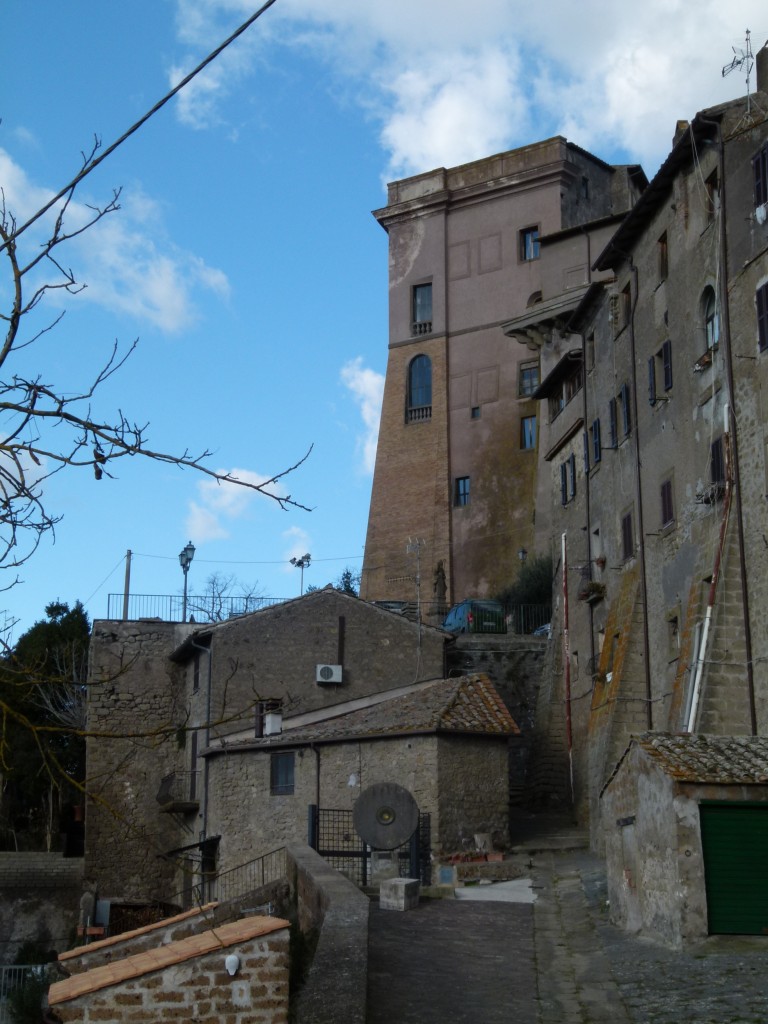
166,847,287,910
506,603,551,634
0,965,46,1024
156,771,199,807
106,594,290,622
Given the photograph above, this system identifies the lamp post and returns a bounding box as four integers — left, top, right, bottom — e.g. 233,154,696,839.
179,541,195,621
290,553,311,594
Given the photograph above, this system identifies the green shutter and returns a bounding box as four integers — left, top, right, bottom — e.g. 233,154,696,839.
700,803,768,935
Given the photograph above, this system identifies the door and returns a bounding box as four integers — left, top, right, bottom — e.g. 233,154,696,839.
700,802,768,934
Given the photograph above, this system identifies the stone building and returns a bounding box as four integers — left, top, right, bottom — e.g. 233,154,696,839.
85,589,515,907
360,139,645,617
510,51,768,846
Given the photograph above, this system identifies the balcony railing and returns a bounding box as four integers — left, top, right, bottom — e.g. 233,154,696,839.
411,320,432,336
106,594,290,622
156,772,199,814
406,405,432,423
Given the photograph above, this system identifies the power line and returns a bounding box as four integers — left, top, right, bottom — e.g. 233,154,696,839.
1,0,279,251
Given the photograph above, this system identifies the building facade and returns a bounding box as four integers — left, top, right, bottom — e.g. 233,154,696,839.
361,140,645,617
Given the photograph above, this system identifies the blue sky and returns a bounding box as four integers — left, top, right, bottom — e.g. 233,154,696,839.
1,1,764,636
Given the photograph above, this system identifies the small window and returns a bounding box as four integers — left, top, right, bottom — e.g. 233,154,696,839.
586,332,596,371
757,282,768,352
569,453,576,500
621,511,634,561
583,431,590,473
661,340,673,391
471,406,481,419
703,287,719,351
706,169,719,221
270,752,295,796
753,142,768,207
619,383,631,437
560,462,568,506
520,226,540,261
521,415,536,450
454,476,470,506
608,398,618,449
591,419,602,464
581,176,590,200
661,479,674,527
406,354,432,422
519,361,540,397
412,283,432,336
648,356,657,407
658,232,668,281
710,437,725,485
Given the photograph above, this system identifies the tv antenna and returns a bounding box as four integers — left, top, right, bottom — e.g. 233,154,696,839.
722,29,756,114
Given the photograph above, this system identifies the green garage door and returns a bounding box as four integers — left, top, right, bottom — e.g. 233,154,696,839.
699,802,768,935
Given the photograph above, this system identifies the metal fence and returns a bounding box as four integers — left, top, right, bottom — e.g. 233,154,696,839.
0,965,46,1024
166,846,287,910
106,594,290,622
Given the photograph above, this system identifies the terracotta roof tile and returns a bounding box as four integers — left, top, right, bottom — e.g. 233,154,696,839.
59,903,219,961
628,733,768,784
49,915,289,1006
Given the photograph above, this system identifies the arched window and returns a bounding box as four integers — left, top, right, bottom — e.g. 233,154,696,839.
407,355,432,423
703,286,719,350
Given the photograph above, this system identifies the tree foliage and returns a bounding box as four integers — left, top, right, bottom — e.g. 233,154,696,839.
496,553,553,608
305,566,361,596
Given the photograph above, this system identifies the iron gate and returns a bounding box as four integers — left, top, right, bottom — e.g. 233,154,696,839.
308,805,431,887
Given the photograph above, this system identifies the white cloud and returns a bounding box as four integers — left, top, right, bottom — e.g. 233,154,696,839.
0,150,229,334
186,467,290,542
171,0,767,176
340,358,384,474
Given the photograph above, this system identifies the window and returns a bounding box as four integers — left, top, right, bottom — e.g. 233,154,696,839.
661,479,674,527
587,332,596,371
705,169,719,221
471,406,481,419
757,282,768,352
612,283,631,335
710,436,725,486
454,476,470,506
608,398,618,449
270,752,295,795
661,340,673,391
703,287,719,350
619,383,631,437
519,361,540,397
621,511,634,561
521,416,536,450
753,142,768,207
581,176,590,200
560,462,568,506
583,431,590,473
658,232,668,282
560,454,576,505
520,226,540,261
412,283,432,336
406,354,432,422
590,418,602,464
648,356,657,407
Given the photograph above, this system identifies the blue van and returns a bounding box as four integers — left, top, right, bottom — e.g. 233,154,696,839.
441,599,507,634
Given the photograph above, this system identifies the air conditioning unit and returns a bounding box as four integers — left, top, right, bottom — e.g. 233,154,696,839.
316,664,343,685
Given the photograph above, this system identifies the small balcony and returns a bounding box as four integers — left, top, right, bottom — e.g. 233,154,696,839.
156,772,199,815
411,320,432,336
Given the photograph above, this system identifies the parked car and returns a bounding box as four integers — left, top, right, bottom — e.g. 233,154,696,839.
441,599,507,634
532,622,551,638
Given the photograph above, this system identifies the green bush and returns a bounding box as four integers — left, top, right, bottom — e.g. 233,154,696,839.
496,554,553,608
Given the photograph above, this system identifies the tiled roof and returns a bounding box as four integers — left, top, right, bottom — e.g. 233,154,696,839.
49,915,289,1005
228,674,518,747
622,733,768,785
58,902,219,961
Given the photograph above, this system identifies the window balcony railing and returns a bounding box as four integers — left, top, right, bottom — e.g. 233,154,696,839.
406,405,432,423
411,320,432,336
156,772,199,814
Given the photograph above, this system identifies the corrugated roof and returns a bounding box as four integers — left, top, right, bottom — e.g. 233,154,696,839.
617,733,768,785
218,674,518,750
49,915,289,1005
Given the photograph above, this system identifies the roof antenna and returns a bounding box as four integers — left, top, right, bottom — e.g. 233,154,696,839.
722,28,755,114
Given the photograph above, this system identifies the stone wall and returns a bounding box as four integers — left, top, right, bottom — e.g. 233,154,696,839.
437,735,510,851
286,844,369,1024
0,853,83,960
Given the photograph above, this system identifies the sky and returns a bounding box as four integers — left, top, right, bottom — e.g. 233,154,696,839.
1,1,765,638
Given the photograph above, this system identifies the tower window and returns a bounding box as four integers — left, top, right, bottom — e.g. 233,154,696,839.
519,227,540,261
454,476,470,506
412,283,432,336
406,354,432,423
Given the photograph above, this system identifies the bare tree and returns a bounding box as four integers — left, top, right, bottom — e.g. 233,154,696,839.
0,143,310,583
186,572,266,622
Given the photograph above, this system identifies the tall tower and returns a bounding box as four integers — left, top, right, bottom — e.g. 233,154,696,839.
361,138,643,618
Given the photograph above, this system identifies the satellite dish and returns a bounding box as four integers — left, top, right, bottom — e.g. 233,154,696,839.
353,782,419,850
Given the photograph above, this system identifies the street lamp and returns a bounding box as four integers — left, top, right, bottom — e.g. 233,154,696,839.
290,553,311,594
179,541,195,621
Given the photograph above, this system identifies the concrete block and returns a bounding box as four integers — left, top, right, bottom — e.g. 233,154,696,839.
380,877,420,911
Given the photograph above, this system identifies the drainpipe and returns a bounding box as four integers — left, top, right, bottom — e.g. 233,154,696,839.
562,532,574,804
699,115,757,734
579,321,598,686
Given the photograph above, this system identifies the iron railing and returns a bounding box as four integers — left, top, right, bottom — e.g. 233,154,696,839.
506,603,551,634
156,771,199,809
0,965,46,1024
106,594,290,622
166,846,287,910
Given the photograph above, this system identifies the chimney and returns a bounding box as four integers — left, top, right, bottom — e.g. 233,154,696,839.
757,41,768,95
264,711,283,736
